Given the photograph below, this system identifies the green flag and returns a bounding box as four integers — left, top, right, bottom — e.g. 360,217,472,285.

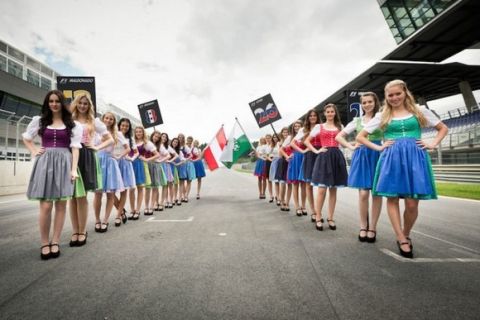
220,120,252,169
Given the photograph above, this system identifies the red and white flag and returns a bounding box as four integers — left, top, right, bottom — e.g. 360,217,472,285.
204,126,227,171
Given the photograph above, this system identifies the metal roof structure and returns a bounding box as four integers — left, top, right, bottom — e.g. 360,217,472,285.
304,61,480,123
382,0,480,62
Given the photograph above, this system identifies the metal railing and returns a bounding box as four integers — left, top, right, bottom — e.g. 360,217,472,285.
432,164,480,183
0,109,34,161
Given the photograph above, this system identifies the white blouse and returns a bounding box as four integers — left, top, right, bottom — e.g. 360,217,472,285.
22,116,83,148
363,106,441,134
293,128,305,141
112,132,129,157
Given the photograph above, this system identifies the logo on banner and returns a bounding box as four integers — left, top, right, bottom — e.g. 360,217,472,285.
249,94,282,128
56,76,96,111
145,109,158,124
138,99,163,128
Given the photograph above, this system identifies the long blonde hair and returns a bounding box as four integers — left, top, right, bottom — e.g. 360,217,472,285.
380,79,427,129
101,112,118,144
71,93,95,138
134,126,148,144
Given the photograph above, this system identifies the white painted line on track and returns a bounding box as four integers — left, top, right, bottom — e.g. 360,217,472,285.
411,230,480,254
146,216,194,222
0,199,26,204
438,195,480,202
380,248,480,263
219,233,227,236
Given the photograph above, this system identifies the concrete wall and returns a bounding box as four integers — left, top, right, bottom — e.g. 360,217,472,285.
0,160,32,195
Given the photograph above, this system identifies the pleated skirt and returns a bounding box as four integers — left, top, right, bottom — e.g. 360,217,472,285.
311,147,348,188
348,143,380,190
269,157,281,182
287,151,305,184
186,161,197,181
117,158,136,189
27,148,74,201
193,160,206,178
302,151,318,183
372,138,436,199
254,159,267,177
97,151,125,193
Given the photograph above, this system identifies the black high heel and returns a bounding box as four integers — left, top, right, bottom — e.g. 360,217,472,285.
316,219,324,231
133,211,140,220
121,209,128,224
101,223,109,233
327,219,336,230
69,233,79,247
406,236,413,249
366,230,377,243
40,244,51,260
50,243,60,258
302,208,307,216
397,241,413,258
94,222,102,233
77,232,88,247
296,209,302,217
358,229,368,242
311,213,316,223
115,218,122,227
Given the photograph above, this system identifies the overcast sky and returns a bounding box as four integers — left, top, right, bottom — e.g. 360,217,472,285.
1,0,479,142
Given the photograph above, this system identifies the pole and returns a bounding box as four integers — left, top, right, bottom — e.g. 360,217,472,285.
235,117,254,151
270,123,279,140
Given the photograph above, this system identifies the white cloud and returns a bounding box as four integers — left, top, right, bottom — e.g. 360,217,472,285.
0,0,478,141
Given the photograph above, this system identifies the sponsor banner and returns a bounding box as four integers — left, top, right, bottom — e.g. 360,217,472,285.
138,99,163,128
56,76,96,109
248,93,282,128
346,90,368,122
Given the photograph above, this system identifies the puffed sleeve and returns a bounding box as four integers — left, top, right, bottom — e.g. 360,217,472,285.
145,141,156,152
420,105,441,127
70,121,83,148
94,118,109,136
281,136,292,147
118,132,128,146
293,128,305,141
363,112,382,134
342,119,357,135
309,124,321,137
22,116,41,141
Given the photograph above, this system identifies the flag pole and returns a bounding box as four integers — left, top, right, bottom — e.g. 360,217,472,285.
269,123,279,140
235,117,254,151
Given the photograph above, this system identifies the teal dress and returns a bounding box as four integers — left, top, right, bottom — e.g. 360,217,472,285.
372,116,437,199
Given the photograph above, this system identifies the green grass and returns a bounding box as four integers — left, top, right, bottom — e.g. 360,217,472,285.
436,181,480,200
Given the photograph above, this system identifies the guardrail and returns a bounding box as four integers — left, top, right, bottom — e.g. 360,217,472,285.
432,164,480,183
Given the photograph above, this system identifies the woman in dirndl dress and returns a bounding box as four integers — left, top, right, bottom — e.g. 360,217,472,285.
264,134,274,203
157,133,173,210
176,134,189,203
113,118,137,225
168,137,182,208
22,90,82,259
254,137,268,199
184,136,197,202
357,80,448,258
305,104,348,232
336,92,383,243
93,112,126,233
275,127,292,211
69,94,113,245
129,126,157,220
289,120,307,217
301,110,321,222
170,138,187,208
145,131,163,215
192,139,206,200
268,134,281,206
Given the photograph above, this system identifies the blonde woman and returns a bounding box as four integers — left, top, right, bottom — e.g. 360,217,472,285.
93,112,126,232
129,126,158,219
69,94,113,244
357,80,448,258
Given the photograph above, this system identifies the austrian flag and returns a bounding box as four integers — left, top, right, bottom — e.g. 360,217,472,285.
204,126,227,171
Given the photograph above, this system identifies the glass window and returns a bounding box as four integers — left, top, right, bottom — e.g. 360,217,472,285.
7,46,25,63
41,65,53,77
0,55,6,72
404,27,416,37
2,95,19,113
0,41,6,53
7,59,23,78
40,77,52,90
26,57,41,72
26,69,40,86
